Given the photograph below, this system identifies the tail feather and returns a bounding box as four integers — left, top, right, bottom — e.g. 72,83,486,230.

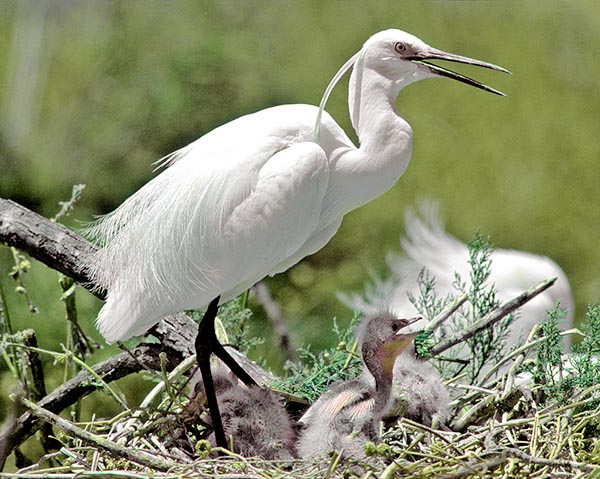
95,290,161,344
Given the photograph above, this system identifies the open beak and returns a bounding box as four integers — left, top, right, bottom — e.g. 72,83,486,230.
408,47,511,96
394,316,423,350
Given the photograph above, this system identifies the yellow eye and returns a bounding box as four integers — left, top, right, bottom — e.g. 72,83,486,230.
394,42,407,54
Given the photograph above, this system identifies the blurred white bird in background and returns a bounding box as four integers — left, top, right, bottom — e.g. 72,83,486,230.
85,30,509,448
342,200,574,353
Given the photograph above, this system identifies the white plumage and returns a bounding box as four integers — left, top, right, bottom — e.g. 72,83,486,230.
85,30,508,345
342,201,574,350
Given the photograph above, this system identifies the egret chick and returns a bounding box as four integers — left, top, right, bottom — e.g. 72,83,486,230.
189,365,297,459
297,313,420,459
386,352,450,427
85,30,508,448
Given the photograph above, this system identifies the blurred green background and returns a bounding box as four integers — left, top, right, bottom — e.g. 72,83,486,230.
0,0,598,414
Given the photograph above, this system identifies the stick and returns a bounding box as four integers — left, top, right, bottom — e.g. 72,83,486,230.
430,278,557,357
501,446,596,473
0,343,179,459
0,199,98,290
20,398,178,471
429,294,468,331
19,329,60,453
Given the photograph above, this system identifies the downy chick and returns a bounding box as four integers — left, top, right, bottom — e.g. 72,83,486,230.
190,364,297,459
297,313,420,459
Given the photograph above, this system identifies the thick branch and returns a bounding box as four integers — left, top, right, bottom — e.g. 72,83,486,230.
0,198,97,289
0,198,199,355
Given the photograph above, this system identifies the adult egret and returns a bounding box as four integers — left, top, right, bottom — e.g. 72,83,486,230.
297,313,420,459
342,202,574,353
85,29,509,448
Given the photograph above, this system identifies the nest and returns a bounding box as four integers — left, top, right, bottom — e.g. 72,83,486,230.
2,308,599,479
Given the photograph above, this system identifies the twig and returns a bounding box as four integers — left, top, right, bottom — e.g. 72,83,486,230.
59,274,95,360
436,455,508,479
501,447,597,473
254,282,296,362
429,293,468,331
18,330,48,403
0,343,180,456
19,329,60,453
430,278,557,357
21,397,178,472
51,184,86,224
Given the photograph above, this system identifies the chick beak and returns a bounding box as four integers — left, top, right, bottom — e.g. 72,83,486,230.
393,316,423,351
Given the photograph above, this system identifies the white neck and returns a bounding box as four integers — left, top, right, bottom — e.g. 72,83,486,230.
324,65,414,219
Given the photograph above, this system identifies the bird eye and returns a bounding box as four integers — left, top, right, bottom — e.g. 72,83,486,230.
394,42,407,54
391,322,399,332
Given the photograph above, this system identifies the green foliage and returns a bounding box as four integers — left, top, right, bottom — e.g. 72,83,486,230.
454,233,514,382
529,303,599,412
188,296,263,356
570,304,600,391
411,233,516,382
414,329,435,359
407,270,453,361
271,312,362,403
408,269,451,322
533,304,566,397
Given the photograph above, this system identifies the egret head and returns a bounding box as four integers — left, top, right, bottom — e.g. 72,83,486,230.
315,28,509,141
360,29,510,95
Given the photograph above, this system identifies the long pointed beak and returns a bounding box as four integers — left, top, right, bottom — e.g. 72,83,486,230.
409,47,511,96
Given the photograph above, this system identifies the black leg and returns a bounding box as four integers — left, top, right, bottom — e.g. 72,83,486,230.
195,297,227,449
212,340,257,387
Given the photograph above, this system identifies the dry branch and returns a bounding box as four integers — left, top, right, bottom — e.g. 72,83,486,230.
0,343,180,458
430,277,557,357
254,282,297,362
21,398,178,472
0,199,98,289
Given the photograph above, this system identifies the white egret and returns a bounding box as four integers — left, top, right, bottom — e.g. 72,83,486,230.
85,29,509,449
342,201,574,353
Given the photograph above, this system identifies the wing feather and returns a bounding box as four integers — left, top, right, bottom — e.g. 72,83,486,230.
85,105,331,342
